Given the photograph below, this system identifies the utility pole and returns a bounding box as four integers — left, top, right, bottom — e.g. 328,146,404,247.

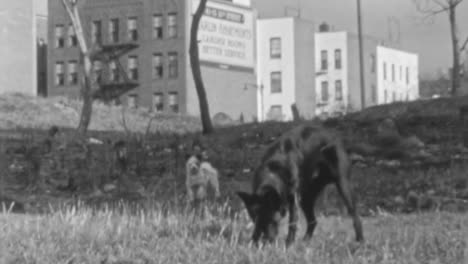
357,0,366,109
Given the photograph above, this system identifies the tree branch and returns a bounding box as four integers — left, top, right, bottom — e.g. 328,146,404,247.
460,35,468,52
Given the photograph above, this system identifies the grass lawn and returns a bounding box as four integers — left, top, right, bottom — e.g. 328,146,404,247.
1,204,467,264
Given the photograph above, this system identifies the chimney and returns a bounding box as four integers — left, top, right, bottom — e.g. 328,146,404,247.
319,22,330,32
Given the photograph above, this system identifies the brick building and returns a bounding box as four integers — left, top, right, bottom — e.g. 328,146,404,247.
48,0,257,121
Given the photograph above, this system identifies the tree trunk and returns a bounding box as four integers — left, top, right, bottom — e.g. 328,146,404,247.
189,0,214,135
62,0,94,134
449,4,461,96
77,76,93,133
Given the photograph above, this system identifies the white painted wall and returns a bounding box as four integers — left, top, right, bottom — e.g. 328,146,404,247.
232,0,251,7
256,17,296,121
0,1,37,96
376,46,419,104
314,31,348,117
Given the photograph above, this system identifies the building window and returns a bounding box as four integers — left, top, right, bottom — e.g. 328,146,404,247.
168,92,179,113
109,18,119,43
128,94,138,108
370,54,376,73
371,84,377,103
391,64,395,82
384,90,388,103
406,67,410,85
399,65,403,81
55,25,65,48
68,61,78,85
321,50,328,70
167,13,177,38
55,62,65,85
270,37,281,58
68,24,77,47
335,80,342,100
127,17,138,41
168,52,178,78
270,72,282,93
392,91,396,102
128,56,138,81
153,53,163,79
153,14,163,39
91,20,102,45
321,81,329,102
268,105,283,121
334,49,342,69
109,61,120,82
93,60,103,84
383,62,387,80
153,92,164,112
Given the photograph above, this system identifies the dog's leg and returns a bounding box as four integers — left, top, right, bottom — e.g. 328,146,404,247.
285,193,299,247
301,179,328,241
335,174,364,242
285,157,300,247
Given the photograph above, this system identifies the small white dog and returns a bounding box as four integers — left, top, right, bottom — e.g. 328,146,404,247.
185,151,220,203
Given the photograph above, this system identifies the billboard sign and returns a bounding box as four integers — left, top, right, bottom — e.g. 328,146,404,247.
192,0,255,72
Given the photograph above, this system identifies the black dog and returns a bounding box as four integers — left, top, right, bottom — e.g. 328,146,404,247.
237,124,364,246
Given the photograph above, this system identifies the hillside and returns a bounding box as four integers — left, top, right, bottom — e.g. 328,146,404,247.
1,94,468,215
0,93,201,134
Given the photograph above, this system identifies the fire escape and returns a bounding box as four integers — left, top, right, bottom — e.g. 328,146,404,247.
90,42,139,102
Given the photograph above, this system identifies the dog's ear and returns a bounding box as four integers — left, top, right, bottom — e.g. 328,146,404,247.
321,144,338,165
237,191,260,220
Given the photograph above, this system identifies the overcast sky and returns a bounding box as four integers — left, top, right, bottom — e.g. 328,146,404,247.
37,0,468,77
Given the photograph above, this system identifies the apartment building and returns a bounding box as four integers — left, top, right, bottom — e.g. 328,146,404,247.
315,26,419,117
48,0,257,121
256,17,315,121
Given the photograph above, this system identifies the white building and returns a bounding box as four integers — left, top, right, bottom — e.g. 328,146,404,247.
376,46,419,104
256,17,315,121
0,1,41,96
314,28,419,117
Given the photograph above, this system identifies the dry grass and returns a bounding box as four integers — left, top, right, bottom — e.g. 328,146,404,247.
0,203,467,264
0,93,201,133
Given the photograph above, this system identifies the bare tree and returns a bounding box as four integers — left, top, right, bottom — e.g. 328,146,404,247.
61,0,96,134
189,0,214,134
413,0,467,96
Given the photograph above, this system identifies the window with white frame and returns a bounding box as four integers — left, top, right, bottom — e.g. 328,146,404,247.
153,53,163,79
270,72,282,93
335,80,343,101
55,25,65,48
109,61,120,82
109,18,119,43
91,20,102,45
68,24,77,47
153,14,163,39
127,56,138,81
68,60,78,85
270,37,281,58
268,105,283,121
93,60,103,84
168,52,178,78
168,92,179,113
153,92,164,112
127,17,138,41
334,49,342,69
128,94,138,108
321,81,329,102
321,50,328,70
55,62,65,85
167,13,177,38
